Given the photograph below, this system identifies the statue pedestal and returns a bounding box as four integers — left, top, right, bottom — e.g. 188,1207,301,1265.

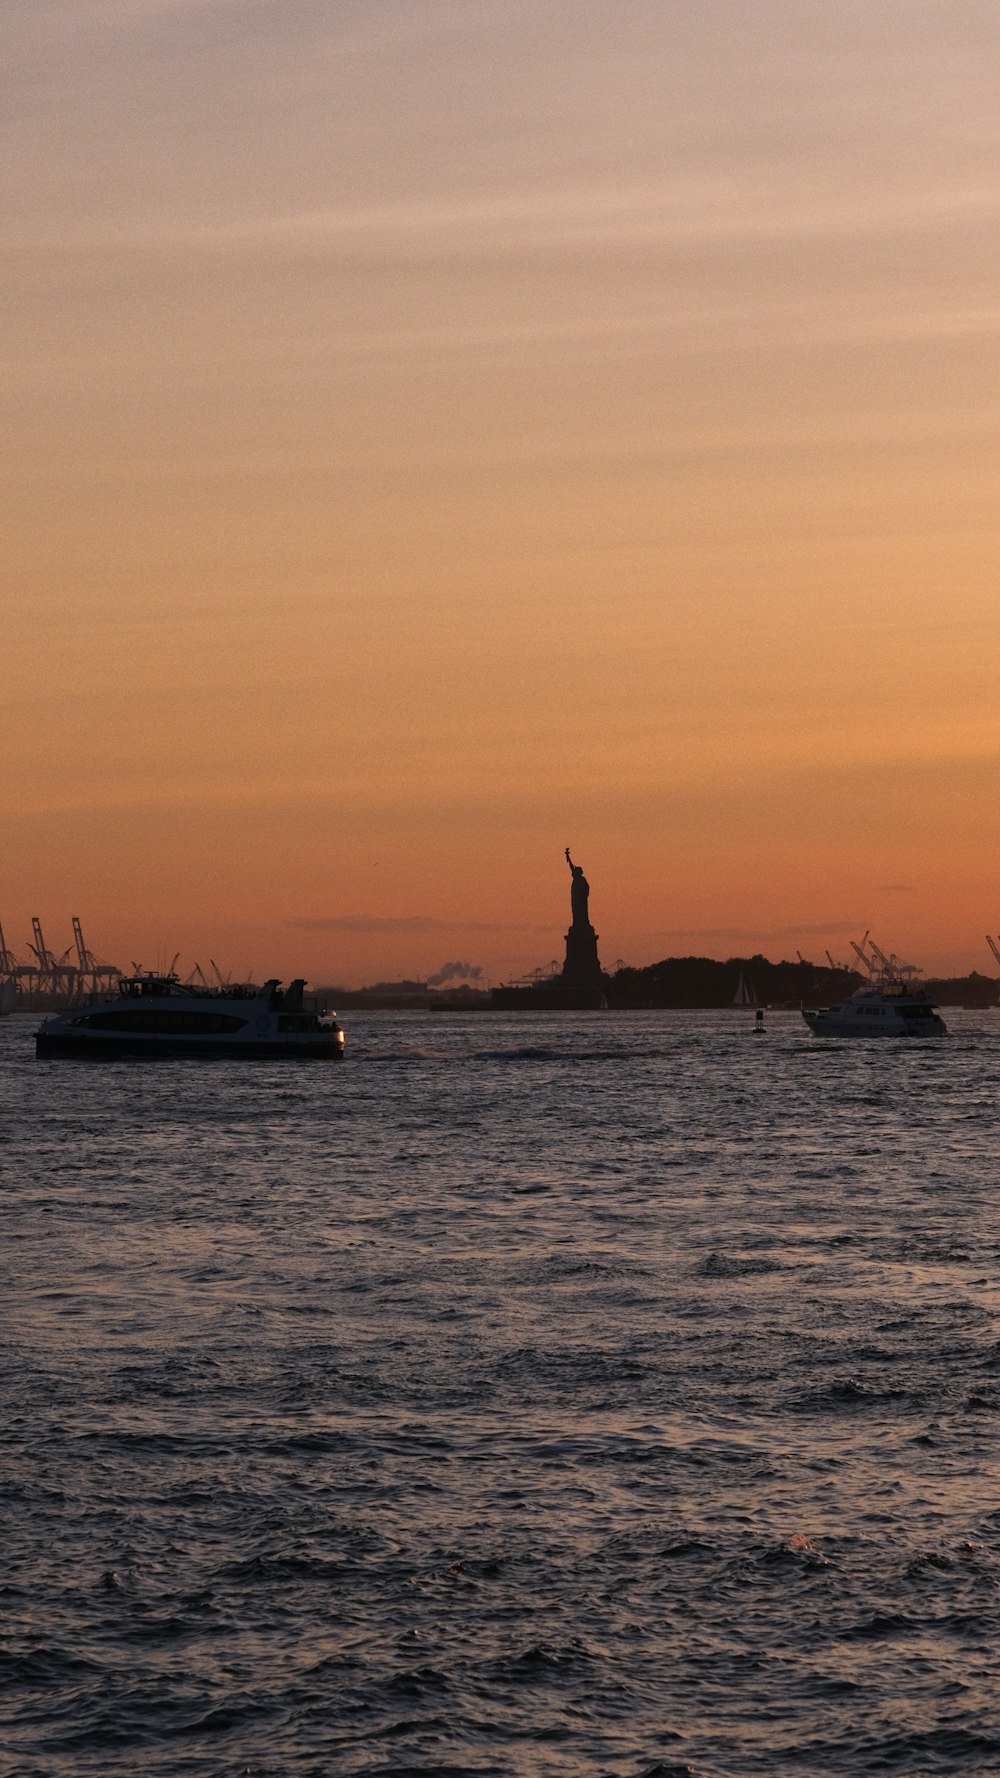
562,922,603,990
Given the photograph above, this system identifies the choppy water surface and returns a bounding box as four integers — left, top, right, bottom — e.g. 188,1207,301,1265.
3,1008,1000,1777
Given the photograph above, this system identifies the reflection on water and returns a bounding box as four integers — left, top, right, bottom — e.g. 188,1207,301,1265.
3,1009,1000,1775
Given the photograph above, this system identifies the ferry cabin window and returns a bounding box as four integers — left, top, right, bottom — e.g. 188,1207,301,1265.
83,1010,248,1034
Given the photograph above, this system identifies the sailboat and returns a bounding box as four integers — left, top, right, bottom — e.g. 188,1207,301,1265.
733,967,757,1007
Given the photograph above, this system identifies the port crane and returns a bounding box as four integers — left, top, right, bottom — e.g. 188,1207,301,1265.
849,933,920,985
986,935,1000,971
0,923,20,1011
0,923,19,977
71,917,121,996
28,917,77,997
0,917,122,1006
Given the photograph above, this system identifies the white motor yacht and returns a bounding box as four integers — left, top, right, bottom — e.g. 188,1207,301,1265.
803,936,945,1038
803,982,946,1038
36,973,345,1060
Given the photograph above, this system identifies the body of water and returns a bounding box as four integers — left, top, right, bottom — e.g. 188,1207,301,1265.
3,1007,1000,1776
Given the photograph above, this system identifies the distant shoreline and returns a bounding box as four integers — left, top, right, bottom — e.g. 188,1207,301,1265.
317,959,998,1013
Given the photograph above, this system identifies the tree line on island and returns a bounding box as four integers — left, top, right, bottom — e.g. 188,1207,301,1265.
608,955,997,1009
318,955,999,1010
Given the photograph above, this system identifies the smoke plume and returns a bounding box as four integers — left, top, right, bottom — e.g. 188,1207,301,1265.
427,960,483,988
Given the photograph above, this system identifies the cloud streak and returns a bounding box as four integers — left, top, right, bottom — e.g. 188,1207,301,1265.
642,921,867,944
292,915,546,935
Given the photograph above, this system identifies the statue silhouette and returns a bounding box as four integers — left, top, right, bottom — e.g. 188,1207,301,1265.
493,847,606,1003
562,847,602,987
565,848,590,927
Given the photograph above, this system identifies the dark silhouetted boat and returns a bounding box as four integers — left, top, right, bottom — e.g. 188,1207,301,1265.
36,973,345,1060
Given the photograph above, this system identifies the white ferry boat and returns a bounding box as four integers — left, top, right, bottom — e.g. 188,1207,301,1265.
803,936,946,1039
36,973,345,1060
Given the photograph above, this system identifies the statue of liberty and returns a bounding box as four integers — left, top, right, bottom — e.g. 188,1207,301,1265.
565,848,590,927
562,847,602,987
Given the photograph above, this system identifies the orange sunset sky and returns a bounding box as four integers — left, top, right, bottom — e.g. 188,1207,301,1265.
5,1,999,987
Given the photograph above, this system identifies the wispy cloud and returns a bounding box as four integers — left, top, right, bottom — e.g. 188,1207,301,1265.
38,176,993,263
292,915,545,935
643,920,866,944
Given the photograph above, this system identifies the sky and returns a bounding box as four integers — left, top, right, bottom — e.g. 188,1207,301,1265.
4,0,999,986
